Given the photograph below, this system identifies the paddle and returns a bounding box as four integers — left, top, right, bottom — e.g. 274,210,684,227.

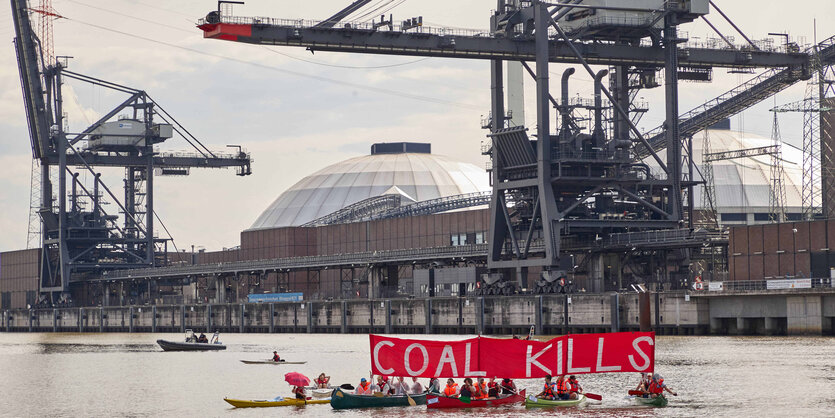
583,392,602,401
628,390,645,396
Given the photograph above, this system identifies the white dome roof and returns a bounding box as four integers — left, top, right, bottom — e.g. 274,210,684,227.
250,150,489,229
645,129,804,212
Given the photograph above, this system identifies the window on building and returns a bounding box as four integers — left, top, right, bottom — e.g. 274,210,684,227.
786,213,803,221
720,213,747,222
753,213,771,221
475,232,485,244
450,233,468,246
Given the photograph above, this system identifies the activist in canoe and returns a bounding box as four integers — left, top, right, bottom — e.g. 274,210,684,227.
535,374,557,400
568,375,584,399
443,378,459,397
410,377,425,394
473,378,489,399
500,378,517,395
647,374,677,398
427,377,441,394
355,378,373,395
459,378,477,398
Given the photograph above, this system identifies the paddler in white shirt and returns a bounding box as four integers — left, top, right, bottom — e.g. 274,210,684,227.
410,377,424,394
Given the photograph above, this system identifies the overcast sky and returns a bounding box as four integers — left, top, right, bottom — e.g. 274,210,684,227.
1,0,834,253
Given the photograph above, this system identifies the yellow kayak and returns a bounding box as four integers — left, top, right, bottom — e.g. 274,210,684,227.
223,397,331,408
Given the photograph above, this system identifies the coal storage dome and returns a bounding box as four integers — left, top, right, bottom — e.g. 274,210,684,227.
249,142,490,229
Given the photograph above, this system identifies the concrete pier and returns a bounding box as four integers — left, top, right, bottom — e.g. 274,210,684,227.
2,290,832,335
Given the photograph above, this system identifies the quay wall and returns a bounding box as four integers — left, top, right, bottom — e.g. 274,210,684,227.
2,291,831,336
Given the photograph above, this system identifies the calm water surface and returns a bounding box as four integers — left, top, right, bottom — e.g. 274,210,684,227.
0,333,833,417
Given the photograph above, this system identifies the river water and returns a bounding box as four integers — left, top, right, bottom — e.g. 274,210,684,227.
0,333,832,417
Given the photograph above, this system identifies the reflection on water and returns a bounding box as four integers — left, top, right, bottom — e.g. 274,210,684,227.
0,333,832,417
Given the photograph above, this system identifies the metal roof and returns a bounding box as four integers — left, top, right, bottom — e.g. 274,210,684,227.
249,151,489,229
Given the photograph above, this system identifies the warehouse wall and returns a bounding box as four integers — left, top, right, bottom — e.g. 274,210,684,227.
0,249,40,309
729,220,833,280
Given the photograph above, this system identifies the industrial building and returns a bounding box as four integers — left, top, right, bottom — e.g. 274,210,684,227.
4,0,835,314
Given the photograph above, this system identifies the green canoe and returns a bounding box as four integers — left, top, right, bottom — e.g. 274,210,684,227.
525,394,586,408
633,395,668,407
330,388,427,410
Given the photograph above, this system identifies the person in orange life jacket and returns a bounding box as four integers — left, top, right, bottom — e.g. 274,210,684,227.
315,373,330,388
567,375,583,399
555,375,572,400
536,374,557,400
649,374,677,398
443,378,459,397
459,378,477,398
355,378,373,395
291,385,305,400
487,377,499,398
470,377,486,399
500,378,517,395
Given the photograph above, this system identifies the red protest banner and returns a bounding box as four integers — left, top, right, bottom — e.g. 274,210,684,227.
369,332,654,378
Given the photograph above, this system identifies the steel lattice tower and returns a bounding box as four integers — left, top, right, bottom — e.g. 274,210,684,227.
769,113,787,222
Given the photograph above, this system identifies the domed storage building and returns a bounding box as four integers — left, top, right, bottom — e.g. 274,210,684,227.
647,125,804,225
249,142,490,229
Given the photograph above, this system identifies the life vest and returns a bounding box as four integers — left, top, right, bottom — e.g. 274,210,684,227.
272,354,280,361
474,383,488,399
649,381,664,395
568,380,581,393
556,379,569,395
542,382,555,398
443,383,459,397
356,382,372,395
316,378,327,386
501,379,514,394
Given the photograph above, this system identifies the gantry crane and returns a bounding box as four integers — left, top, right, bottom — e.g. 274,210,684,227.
11,0,253,304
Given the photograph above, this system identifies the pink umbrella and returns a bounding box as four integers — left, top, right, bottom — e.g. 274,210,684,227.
285,372,311,387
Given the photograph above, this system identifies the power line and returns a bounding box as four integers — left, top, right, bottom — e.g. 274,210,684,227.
61,16,483,110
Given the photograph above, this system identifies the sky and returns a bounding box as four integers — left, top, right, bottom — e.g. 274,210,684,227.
1,0,834,253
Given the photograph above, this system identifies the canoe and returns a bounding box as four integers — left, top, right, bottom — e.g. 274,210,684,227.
156,339,226,351
524,394,586,408
633,395,668,407
330,387,427,409
223,397,330,408
239,360,307,364
426,389,526,409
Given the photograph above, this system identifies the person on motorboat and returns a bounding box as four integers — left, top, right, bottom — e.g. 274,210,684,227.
555,375,572,400
568,375,583,398
536,375,557,400
443,378,459,397
500,378,517,395
487,377,499,397
355,378,373,395
648,374,677,398
197,333,208,343
428,377,441,394
459,378,476,398
315,373,330,388
410,377,424,394
291,385,305,400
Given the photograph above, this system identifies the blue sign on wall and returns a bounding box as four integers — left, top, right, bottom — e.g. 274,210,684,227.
247,292,304,303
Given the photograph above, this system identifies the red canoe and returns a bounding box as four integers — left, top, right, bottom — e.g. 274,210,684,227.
426,389,526,409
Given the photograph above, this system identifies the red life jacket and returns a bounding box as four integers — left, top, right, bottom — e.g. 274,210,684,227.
356,382,372,395
649,381,664,395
